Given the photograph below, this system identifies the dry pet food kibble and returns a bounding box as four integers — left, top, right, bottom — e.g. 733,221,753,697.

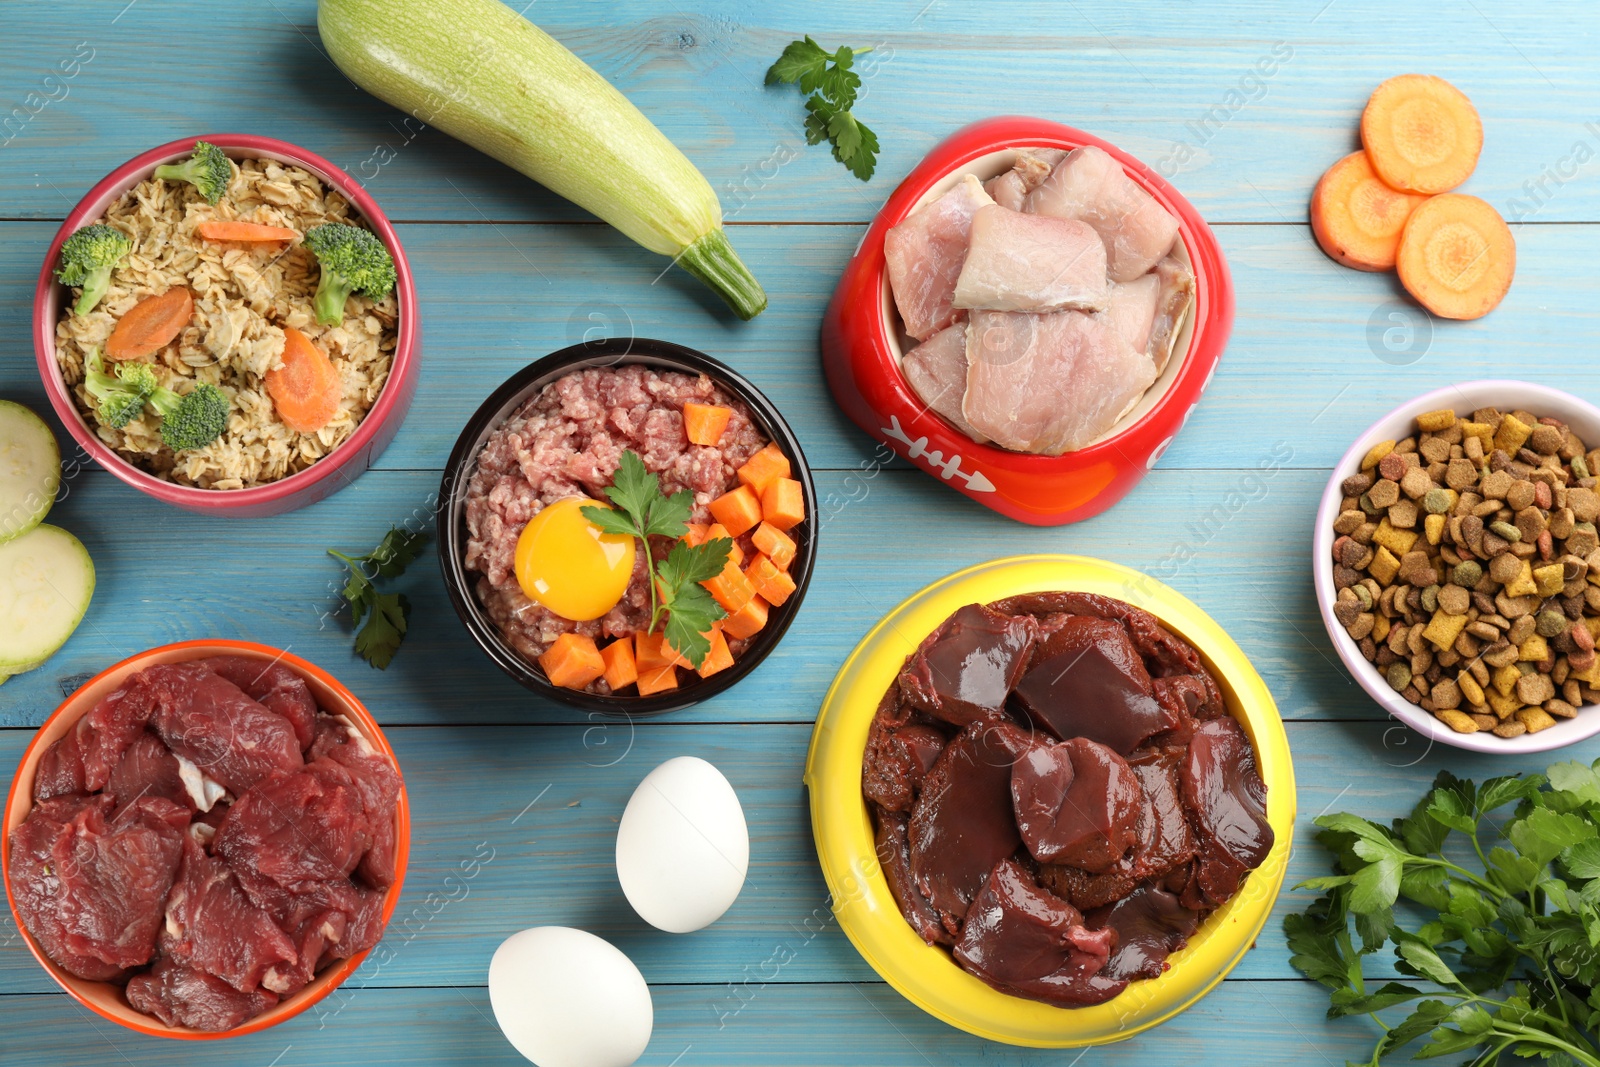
1330,407,1600,740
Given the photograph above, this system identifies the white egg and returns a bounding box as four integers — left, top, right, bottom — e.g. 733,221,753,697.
488,927,652,1067
615,755,749,933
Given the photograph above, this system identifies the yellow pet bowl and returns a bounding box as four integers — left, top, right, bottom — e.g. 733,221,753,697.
805,555,1295,1047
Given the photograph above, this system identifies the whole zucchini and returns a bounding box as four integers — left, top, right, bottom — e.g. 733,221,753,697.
317,0,767,319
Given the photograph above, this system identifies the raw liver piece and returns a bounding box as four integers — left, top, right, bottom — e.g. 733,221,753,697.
962,309,1157,455
308,715,403,890
105,731,192,814
990,592,1204,677
900,323,989,444
874,808,953,945
1086,885,1199,981
862,691,950,813
1181,717,1274,907
201,656,320,752
146,662,303,794
952,206,1109,313
885,175,995,341
909,720,1034,928
217,763,371,893
1011,738,1142,871
125,956,279,1033
898,603,1038,727
1013,616,1178,752
162,836,297,994
1025,145,1180,282
953,859,1124,1007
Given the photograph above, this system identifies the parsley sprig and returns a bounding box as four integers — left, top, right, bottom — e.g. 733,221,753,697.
1287,763,1600,1066
581,451,731,668
766,36,879,181
328,526,429,669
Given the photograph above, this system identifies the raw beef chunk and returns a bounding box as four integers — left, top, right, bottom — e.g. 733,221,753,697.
126,956,279,1033
201,656,320,752
146,663,303,794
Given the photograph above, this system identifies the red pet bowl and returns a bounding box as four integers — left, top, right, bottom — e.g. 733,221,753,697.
33,134,420,517
822,117,1233,526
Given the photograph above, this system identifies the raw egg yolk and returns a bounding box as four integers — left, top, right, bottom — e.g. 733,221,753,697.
514,497,637,622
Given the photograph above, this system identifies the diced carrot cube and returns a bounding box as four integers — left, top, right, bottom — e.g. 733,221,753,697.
737,443,792,496
684,403,732,447
704,522,743,566
752,522,796,571
702,558,755,613
682,522,711,547
760,477,805,532
538,633,605,690
636,664,679,695
721,595,769,640
636,631,689,671
708,484,762,537
600,636,637,691
747,554,797,607
696,627,735,678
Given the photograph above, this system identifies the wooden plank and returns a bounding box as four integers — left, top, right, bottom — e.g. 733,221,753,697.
3,721,1594,994
3,2,1599,225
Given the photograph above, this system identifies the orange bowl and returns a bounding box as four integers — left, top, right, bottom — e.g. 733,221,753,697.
1,640,410,1039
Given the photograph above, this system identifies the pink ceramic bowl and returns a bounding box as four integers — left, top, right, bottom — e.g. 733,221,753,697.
33,134,420,517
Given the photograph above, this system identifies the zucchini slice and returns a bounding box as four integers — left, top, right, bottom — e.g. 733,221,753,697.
0,400,61,544
0,523,95,678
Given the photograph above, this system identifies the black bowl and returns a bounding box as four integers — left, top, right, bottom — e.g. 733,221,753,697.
437,338,818,715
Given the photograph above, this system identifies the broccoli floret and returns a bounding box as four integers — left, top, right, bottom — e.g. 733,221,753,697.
152,141,232,205
56,224,133,316
149,381,229,452
302,224,397,326
82,347,158,429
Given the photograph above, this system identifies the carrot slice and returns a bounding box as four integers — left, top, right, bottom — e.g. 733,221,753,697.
760,477,805,532
106,288,194,361
708,484,762,537
702,558,755,613
636,664,679,696
1396,194,1515,320
266,326,342,433
601,636,637,692
1360,74,1482,194
539,633,605,689
721,595,769,640
683,403,732,447
737,443,791,496
704,522,743,566
752,522,796,571
635,631,690,671
1310,152,1428,272
696,628,735,678
682,522,711,547
746,553,797,607
195,219,299,243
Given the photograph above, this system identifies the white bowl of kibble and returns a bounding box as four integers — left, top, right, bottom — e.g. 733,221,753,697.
1315,380,1600,754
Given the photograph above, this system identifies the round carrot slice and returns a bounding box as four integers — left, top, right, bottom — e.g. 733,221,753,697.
1310,152,1429,272
1396,194,1515,320
105,287,194,361
266,327,342,432
1360,74,1483,194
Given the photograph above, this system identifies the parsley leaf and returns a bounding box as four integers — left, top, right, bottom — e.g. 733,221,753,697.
328,525,428,669
768,36,878,181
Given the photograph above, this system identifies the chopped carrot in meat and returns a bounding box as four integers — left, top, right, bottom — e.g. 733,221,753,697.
539,633,605,689
760,477,805,532
752,522,796,571
721,595,769,640
106,288,194,361
636,663,679,695
601,636,637,691
696,628,735,678
683,402,732,446
708,484,763,537
195,219,299,243
702,558,755,613
1396,194,1515,320
705,522,742,566
266,326,342,433
1360,74,1482,194
737,443,791,496
1310,152,1428,272
682,522,711,546
636,631,690,671
746,554,797,607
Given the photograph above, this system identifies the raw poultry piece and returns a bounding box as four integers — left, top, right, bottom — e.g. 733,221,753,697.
952,206,1109,313
962,310,1157,455
983,148,1067,210
884,175,994,341
1026,146,1180,282
900,323,987,443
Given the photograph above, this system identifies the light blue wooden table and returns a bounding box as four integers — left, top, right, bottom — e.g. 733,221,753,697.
4,1,1599,1063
